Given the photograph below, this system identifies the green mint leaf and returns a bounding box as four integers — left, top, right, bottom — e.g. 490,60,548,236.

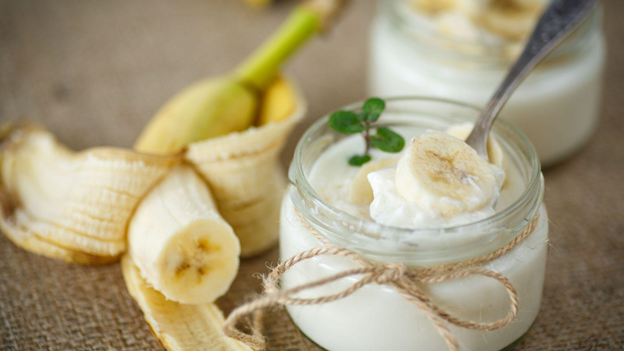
355,111,368,122
370,127,405,153
328,111,367,134
348,154,372,166
362,98,385,122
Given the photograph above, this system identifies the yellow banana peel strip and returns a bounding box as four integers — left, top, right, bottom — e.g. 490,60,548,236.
121,255,252,351
0,124,179,264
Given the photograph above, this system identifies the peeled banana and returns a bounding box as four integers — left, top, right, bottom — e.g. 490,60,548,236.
135,78,258,155
128,165,240,304
395,131,497,216
186,97,304,257
0,124,177,264
121,256,251,351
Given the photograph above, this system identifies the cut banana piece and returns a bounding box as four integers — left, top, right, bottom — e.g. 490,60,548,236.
128,165,240,304
121,256,252,351
412,0,458,15
395,130,497,216
0,124,177,264
349,157,399,205
478,0,545,40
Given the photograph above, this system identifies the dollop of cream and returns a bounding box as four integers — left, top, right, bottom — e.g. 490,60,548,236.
368,150,505,229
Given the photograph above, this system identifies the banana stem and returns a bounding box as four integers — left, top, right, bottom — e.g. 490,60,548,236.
235,0,347,91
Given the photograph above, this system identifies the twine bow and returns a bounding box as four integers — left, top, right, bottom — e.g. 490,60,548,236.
224,212,540,351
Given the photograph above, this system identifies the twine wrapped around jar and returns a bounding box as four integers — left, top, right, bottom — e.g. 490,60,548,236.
223,211,540,351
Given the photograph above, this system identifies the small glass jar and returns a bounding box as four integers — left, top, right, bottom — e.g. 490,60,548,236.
368,0,607,166
280,97,548,351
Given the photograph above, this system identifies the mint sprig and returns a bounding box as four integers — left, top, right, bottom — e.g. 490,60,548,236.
328,98,405,167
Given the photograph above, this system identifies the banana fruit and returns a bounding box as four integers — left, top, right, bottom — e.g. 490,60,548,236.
395,130,497,217
478,0,546,40
133,0,345,257
349,157,399,205
412,0,458,15
258,76,298,126
186,88,305,257
0,124,177,264
121,256,252,351
128,165,240,304
135,78,258,155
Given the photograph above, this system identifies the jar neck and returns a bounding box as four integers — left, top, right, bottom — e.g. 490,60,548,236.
379,0,603,70
289,97,543,266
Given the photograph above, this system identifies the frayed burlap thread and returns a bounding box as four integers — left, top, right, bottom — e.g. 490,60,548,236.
223,212,540,351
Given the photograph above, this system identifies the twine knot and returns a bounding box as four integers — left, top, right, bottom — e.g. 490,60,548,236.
375,263,407,284
223,213,540,351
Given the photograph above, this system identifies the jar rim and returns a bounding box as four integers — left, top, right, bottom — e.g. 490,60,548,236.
289,96,543,261
380,0,602,65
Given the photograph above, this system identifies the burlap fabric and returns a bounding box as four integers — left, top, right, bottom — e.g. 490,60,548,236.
1,1,622,350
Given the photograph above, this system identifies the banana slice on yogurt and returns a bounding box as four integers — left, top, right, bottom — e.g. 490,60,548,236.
349,157,399,205
395,130,500,217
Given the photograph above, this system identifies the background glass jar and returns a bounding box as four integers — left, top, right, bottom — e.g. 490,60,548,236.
280,97,549,351
368,0,607,166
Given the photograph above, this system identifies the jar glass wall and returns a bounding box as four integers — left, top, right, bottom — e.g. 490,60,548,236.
280,97,549,351
368,0,607,166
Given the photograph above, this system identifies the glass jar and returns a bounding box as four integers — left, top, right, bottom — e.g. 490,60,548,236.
368,0,606,166
280,97,548,351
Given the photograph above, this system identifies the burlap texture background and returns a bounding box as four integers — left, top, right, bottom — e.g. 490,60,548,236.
1,1,622,350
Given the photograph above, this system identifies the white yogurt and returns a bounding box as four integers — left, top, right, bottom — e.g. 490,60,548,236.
368,0,606,166
280,118,548,351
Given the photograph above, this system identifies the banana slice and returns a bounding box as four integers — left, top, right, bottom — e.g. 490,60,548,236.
0,124,177,264
412,0,458,15
395,130,497,216
478,0,545,40
349,157,399,205
121,256,252,351
128,165,240,304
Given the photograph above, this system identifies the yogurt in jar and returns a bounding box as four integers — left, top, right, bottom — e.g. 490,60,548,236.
280,98,548,351
368,0,606,166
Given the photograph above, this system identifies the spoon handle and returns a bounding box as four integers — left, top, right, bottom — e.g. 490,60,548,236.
465,0,601,159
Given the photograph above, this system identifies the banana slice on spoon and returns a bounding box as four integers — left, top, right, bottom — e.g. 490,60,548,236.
395,131,497,217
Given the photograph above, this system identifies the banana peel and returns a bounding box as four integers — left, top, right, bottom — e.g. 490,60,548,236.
0,124,178,264
186,76,305,257
121,256,252,351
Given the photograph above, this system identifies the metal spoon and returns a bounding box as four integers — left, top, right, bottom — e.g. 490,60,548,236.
465,0,600,161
